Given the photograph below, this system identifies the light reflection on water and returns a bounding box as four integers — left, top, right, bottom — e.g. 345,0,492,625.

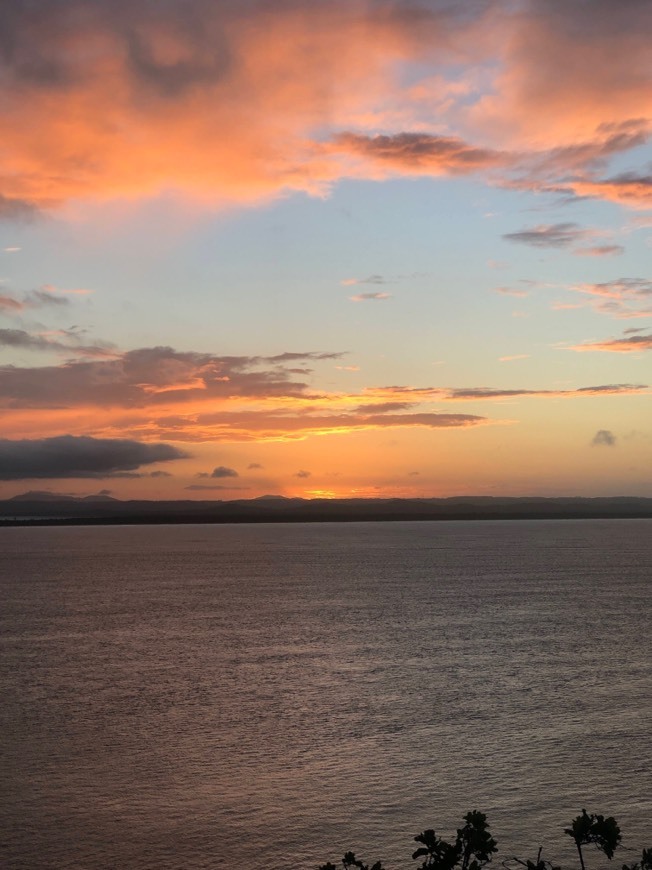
1,520,651,869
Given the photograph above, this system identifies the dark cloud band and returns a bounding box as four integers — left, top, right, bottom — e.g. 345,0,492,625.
0,435,189,479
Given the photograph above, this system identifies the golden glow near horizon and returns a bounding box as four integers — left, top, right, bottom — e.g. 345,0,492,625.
0,0,651,499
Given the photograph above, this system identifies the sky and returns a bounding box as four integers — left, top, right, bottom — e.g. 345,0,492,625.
0,0,651,500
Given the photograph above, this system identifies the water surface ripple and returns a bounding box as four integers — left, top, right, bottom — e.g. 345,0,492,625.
1,520,651,868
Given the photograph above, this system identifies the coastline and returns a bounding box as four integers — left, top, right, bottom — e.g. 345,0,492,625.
2,495,652,526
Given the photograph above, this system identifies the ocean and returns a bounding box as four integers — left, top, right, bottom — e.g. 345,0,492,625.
1,520,651,869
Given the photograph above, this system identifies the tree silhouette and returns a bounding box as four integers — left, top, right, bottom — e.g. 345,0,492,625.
412,828,461,870
412,811,497,870
564,809,622,870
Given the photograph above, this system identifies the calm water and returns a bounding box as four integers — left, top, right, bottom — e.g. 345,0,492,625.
1,520,651,869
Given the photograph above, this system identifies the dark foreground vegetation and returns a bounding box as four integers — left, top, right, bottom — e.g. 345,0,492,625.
2,494,652,526
318,809,651,870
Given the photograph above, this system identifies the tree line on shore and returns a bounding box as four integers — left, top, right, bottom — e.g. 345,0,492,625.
318,808,651,870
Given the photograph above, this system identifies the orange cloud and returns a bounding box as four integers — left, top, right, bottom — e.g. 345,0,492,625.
128,410,494,443
0,0,474,210
0,1,649,212
560,174,652,210
1,338,647,444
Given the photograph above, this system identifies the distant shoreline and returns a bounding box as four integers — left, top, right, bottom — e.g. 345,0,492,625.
1,495,651,526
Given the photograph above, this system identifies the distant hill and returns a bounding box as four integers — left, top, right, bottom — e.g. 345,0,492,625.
8,490,78,502
8,491,118,503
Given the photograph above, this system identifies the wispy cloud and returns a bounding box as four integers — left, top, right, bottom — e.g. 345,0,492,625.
551,302,585,311
569,333,652,353
572,279,652,300
364,383,648,402
502,223,593,249
0,287,73,313
555,279,652,320
0,328,115,358
494,286,529,298
592,301,652,320
41,284,94,297
0,295,24,313
572,244,624,257
349,292,391,302
331,131,505,175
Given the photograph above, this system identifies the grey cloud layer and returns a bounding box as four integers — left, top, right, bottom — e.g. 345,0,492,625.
0,435,188,479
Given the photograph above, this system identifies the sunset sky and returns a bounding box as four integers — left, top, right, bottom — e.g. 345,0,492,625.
1,0,651,499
